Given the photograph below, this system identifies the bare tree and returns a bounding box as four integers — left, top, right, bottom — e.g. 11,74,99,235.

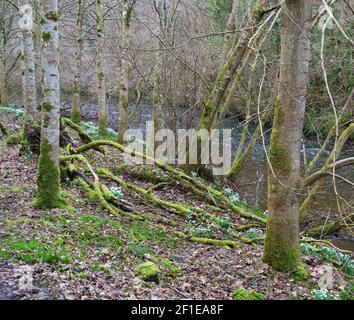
117,0,135,143
96,0,107,135
71,0,85,124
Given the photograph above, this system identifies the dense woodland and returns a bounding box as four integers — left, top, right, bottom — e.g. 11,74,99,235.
0,0,353,300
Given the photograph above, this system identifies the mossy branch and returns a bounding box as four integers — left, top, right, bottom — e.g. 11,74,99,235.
0,122,8,137
71,140,266,224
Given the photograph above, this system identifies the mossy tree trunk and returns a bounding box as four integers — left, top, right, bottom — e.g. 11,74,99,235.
263,0,312,274
71,0,84,125
152,0,168,133
0,0,9,106
117,0,135,143
96,0,107,135
34,0,61,209
19,0,38,141
221,0,240,64
197,0,273,132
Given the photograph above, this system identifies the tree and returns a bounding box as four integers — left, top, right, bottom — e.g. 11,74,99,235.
0,0,18,106
152,0,168,133
33,0,61,209
96,0,107,135
19,0,38,140
263,0,312,276
117,0,136,143
71,0,85,125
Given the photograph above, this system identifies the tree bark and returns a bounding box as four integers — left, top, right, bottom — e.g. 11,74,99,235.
0,0,9,106
117,0,133,143
34,0,61,209
152,0,167,133
96,0,107,135
19,0,38,140
71,0,84,125
263,0,312,274
221,0,240,64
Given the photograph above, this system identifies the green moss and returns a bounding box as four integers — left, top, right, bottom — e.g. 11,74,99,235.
0,122,8,136
153,257,180,278
33,139,61,209
42,32,51,41
268,97,291,176
174,231,239,249
6,134,21,146
71,107,81,125
263,230,302,273
0,237,71,264
98,118,107,136
291,264,309,282
232,288,266,300
134,262,160,283
41,102,53,112
46,10,60,22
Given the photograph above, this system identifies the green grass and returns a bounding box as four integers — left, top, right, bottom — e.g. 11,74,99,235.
0,237,71,264
0,208,177,271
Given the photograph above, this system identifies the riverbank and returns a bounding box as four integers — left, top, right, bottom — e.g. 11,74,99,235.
0,139,353,300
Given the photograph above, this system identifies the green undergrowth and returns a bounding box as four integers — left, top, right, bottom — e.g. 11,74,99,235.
0,105,24,118
82,122,117,139
0,209,178,274
232,288,266,300
301,243,354,276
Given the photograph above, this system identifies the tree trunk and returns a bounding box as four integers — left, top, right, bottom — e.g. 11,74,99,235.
117,0,132,143
198,0,272,132
72,0,84,125
96,0,107,135
34,0,61,209
221,0,240,64
0,0,8,106
152,0,167,133
263,0,312,275
19,0,38,140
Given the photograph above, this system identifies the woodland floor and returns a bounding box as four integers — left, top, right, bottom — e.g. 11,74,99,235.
0,139,353,301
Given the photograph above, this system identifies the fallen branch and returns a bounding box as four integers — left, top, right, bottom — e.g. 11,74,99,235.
71,140,267,224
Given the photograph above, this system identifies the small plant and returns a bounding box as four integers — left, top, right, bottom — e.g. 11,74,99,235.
245,229,263,239
312,288,335,300
110,186,124,198
223,187,240,204
0,105,24,118
217,217,230,229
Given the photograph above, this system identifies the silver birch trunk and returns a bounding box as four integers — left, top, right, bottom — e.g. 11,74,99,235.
19,0,38,137
72,0,84,124
0,0,8,106
34,0,61,209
